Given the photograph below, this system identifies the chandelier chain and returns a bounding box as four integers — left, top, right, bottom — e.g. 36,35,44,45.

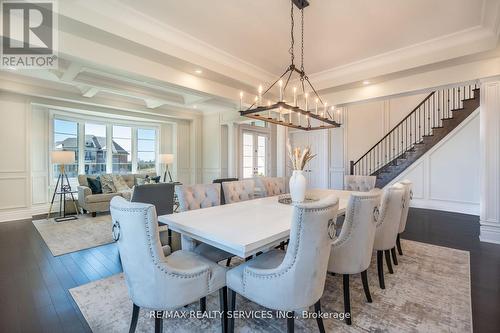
301,8,304,73
289,0,295,66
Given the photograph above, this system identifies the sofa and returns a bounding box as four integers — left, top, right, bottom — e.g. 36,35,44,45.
78,173,156,216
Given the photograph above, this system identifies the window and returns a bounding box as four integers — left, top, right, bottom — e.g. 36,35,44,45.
84,123,107,175
242,131,268,178
112,126,132,174
53,119,79,179
52,115,158,180
137,128,156,173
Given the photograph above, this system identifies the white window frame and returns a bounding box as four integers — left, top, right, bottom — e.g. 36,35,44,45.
49,110,160,184
239,124,271,179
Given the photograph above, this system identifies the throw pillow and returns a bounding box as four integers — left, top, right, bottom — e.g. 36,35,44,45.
112,175,131,192
136,177,146,186
151,176,161,183
87,177,102,194
100,174,116,193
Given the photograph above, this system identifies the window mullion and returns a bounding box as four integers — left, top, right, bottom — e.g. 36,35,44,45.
131,127,137,173
78,122,85,175
106,125,112,173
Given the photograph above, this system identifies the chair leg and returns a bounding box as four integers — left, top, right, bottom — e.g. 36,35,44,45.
384,250,394,274
360,270,372,303
200,297,206,313
391,247,398,266
287,311,295,333
91,212,97,217
377,250,385,289
396,234,403,255
314,300,326,333
342,274,352,325
226,257,232,267
228,289,236,333
154,317,163,333
219,287,228,333
129,304,140,333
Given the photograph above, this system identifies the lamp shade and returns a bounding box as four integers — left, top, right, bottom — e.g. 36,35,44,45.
51,151,75,164
160,154,174,164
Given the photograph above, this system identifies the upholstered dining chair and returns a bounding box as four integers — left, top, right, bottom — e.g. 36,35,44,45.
373,184,405,289
175,184,234,269
344,175,376,192
395,180,413,258
221,179,255,204
257,177,287,197
109,197,228,333
131,183,178,249
327,191,382,325
226,195,339,333
212,178,239,205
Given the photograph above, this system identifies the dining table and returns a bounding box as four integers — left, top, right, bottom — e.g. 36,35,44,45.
158,189,356,258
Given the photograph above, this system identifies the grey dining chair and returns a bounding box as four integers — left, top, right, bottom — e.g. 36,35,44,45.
212,178,239,205
373,184,405,289
110,197,228,333
175,184,234,269
327,191,382,325
131,183,178,249
226,195,339,333
221,179,255,204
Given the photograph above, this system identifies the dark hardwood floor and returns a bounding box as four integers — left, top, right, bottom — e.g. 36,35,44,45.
0,208,498,332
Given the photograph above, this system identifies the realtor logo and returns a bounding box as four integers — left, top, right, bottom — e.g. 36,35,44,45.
1,0,58,68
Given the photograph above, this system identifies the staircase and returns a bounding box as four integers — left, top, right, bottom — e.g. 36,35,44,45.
350,83,480,188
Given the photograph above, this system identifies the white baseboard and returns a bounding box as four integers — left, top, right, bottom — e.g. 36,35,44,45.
0,204,50,223
410,199,479,216
480,222,500,244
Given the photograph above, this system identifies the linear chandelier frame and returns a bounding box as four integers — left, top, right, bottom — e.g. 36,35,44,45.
238,0,341,131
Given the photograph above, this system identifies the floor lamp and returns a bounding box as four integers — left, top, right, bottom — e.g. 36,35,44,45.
47,151,79,222
160,154,174,182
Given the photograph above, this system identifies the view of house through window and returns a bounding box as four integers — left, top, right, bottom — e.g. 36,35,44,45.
137,128,156,173
112,126,132,174
84,123,107,175
52,117,157,179
53,119,79,179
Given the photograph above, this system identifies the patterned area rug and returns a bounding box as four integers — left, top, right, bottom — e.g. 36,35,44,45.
33,215,114,256
69,240,472,332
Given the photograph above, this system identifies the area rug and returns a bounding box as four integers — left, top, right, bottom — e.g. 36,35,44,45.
69,240,472,332
33,214,114,256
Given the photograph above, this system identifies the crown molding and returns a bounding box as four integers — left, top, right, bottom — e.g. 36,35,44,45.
52,0,500,94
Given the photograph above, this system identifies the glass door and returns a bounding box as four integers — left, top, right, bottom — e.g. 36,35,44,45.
242,131,268,178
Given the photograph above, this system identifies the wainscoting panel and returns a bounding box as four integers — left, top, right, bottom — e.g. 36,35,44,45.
391,111,480,215
31,174,48,205
0,177,28,210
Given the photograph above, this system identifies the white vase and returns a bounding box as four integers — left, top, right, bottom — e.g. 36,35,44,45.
289,170,307,203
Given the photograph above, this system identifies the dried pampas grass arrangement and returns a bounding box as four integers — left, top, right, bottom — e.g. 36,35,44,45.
287,138,316,171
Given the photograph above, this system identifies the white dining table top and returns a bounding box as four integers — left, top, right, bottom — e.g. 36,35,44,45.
158,189,355,258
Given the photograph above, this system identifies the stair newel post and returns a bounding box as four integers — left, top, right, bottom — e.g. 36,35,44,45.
350,160,354,175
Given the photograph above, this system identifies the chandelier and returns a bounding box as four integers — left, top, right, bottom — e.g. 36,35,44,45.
239,0,342,131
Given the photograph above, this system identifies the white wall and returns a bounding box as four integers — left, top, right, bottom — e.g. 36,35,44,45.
345,92,480,215
390,111,480,215
0,92,199,222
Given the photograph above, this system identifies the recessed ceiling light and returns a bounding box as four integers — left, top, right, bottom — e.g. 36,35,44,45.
363,80,370,85
195,69,203,74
